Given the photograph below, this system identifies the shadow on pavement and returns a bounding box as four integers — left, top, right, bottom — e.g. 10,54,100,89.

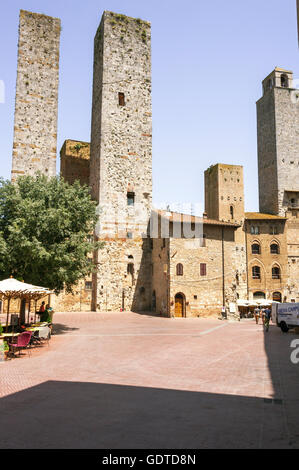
52,324,79,335
263,323,299,448
0,378,298,449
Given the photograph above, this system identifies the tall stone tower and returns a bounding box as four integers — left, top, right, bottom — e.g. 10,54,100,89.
257,67,299,216
90,11,152,312
204,163,247,301
11,10,61,181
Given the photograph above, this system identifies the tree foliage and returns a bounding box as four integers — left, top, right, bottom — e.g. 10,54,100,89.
0,174,101,293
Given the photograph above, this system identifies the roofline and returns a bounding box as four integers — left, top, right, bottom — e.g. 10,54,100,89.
154,210,241,228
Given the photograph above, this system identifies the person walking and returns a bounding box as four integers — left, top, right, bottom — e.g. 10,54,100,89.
261,308,266,325
264,307,271,332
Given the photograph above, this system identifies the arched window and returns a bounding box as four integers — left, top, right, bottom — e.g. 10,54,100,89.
230,206,234,219
252,243,260,255
270,243,279,254
176,263,183,276
273,292,282,302
252,266,261,279
281,74,288,88
272,266,281,279
128,255,134,259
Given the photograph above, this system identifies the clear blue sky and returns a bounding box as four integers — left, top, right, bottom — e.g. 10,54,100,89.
0,0,298,212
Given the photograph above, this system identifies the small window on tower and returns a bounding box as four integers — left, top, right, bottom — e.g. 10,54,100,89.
127,192,135,206
118,92,125,106
200,263,207,276
230,206,234,220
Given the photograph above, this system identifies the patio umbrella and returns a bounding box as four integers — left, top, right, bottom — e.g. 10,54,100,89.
0,277,51,328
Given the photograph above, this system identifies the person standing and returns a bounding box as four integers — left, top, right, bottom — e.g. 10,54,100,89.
38,301,45,320
254,307,260,324
221,306,227,320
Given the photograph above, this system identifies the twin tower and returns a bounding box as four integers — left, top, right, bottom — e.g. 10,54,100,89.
10,10,299,311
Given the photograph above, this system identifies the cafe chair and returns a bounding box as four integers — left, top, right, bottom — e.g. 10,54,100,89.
9,331,32,357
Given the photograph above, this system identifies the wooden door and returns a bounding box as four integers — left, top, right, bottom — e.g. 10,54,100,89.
175,295,184,317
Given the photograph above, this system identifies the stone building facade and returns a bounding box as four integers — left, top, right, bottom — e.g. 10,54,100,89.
7,10,299,316
11,10,61,181
152,211,247,318
244,213,288,303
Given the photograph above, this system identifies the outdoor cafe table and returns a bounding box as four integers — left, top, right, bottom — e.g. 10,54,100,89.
1,333,20,337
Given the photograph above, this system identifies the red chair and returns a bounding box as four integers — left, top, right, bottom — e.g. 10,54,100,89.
9,331,32,357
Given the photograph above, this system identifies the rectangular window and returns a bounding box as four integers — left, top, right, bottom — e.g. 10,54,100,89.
127,192,135,206
270,226,278,235
200,263,207,276
85,281,92,290
118,92,125,106
250,226,260,235
127,232,133,239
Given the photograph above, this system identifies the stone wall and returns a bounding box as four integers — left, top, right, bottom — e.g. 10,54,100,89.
152,237,169,316
90,11,152,312
60,140,90,186
286,214,299,302
274,87,299,216
11,10,61,181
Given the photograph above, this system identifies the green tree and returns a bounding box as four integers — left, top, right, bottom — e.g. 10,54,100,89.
0,174,101,293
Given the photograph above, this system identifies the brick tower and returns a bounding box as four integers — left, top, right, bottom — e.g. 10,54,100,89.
90,11,152,312
257,67,299,216
11,10,61,181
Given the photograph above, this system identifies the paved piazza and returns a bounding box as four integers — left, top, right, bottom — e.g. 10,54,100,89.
0,312,299,449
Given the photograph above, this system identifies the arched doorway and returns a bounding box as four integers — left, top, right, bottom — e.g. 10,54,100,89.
273,291,282,302
174,293,185,317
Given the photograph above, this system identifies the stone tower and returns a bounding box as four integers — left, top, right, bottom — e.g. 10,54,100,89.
257,67,299,216
60,140,90,186
204,163,247,301
90,11,152,312
204,163,245,226
11,10,61,181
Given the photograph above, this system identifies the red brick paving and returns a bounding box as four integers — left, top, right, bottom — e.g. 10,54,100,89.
0,312,298,448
